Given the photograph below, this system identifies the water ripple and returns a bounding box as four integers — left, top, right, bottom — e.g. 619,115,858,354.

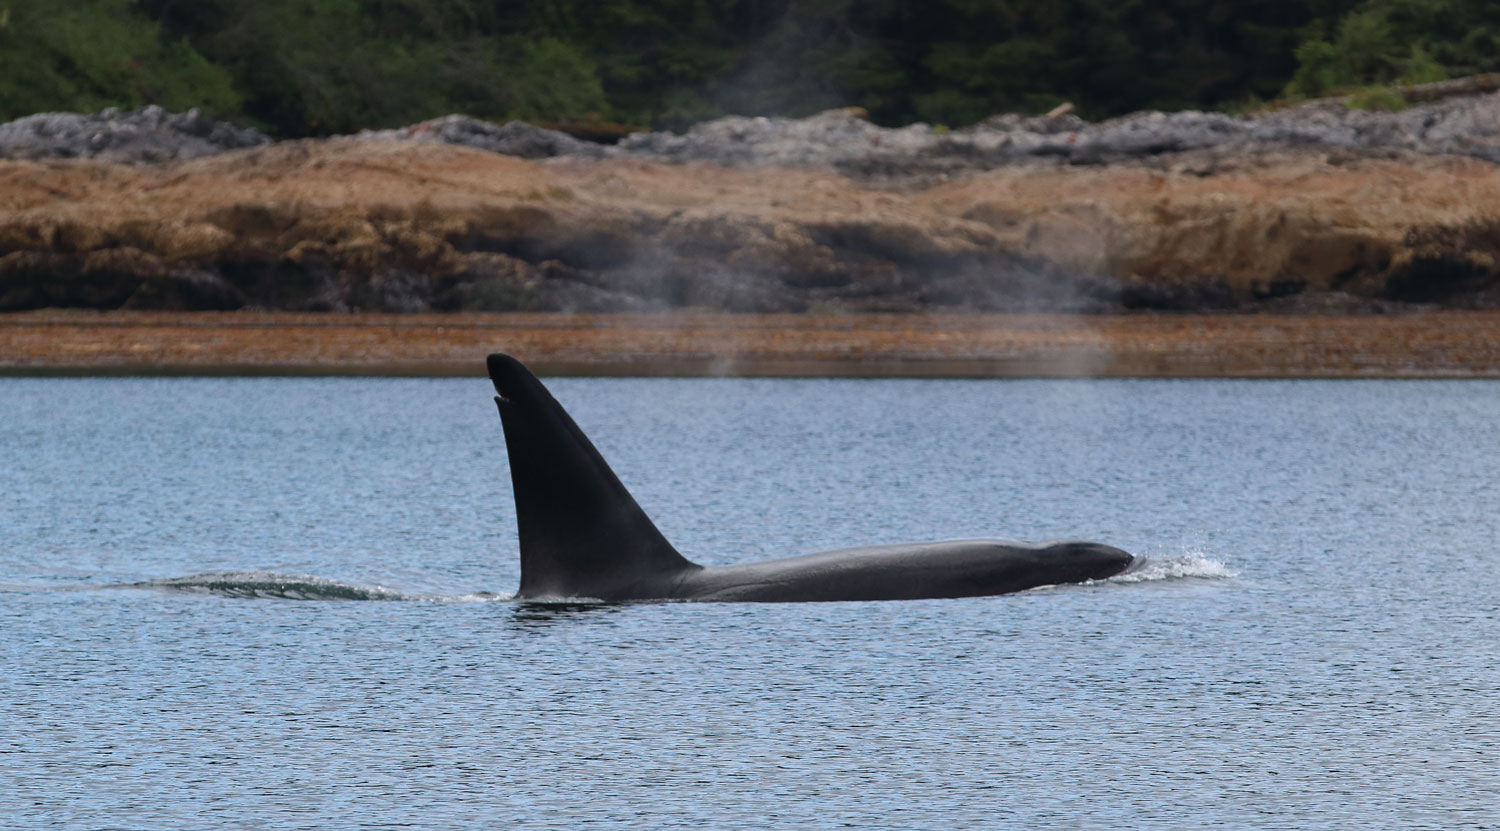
128,571,506,602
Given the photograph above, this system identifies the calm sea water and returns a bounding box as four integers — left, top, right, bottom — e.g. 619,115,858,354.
2,376,1498,829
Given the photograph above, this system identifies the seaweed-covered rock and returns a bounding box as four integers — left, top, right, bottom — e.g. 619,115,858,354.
6,123,1500,314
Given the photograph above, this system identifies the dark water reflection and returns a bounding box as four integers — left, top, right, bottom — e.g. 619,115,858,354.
2,376,1498,829
509,601,624,627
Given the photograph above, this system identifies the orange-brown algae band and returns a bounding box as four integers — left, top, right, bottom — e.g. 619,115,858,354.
2,311,1498,377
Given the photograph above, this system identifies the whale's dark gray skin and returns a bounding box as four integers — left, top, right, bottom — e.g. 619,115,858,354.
487,353,1133,602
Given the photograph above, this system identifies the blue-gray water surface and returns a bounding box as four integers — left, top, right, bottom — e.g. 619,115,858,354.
2,376,1498,829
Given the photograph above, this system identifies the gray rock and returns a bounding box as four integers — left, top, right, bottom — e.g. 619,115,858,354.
10,91,1500,172
0,105,268,163
616,109,932,167
610,93,1500,176
357,115,607,159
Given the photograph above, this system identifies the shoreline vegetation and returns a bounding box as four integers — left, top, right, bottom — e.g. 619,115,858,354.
5,310,1498,378
6,1,1500,136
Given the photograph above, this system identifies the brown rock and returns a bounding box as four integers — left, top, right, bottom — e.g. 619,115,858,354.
3,139,1500,313
157,221,236,262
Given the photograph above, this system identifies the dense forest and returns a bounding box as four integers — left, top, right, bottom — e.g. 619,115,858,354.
2,0,1498,136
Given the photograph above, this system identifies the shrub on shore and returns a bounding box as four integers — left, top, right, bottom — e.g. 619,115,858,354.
4,1,1500,137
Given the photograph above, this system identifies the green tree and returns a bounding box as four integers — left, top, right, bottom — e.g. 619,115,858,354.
1287,0,1500,98
139,0,613,134
10,0,1500,137
0,0,239,121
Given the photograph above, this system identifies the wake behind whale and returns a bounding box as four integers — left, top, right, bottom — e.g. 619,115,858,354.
127,572,501,602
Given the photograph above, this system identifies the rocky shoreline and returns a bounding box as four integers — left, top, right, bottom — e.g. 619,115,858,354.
4,88,1500,315
9,76,1500,172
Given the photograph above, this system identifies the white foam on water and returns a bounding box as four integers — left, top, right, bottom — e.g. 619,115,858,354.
438,591,514,602
513,593,607,604
1107,550,1237,583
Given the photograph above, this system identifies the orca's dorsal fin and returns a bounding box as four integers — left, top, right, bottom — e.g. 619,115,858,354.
487,354,697,599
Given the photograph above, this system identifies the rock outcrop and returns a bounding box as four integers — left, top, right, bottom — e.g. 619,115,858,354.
611,93,1500,182
11,84,1500,175
356,116,608,160
0,105,269,163
4,95,1500,313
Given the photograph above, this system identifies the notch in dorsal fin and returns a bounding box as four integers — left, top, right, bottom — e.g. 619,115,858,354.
487,354,697,599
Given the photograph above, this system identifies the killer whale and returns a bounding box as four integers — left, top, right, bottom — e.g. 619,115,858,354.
486,353,1133,602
